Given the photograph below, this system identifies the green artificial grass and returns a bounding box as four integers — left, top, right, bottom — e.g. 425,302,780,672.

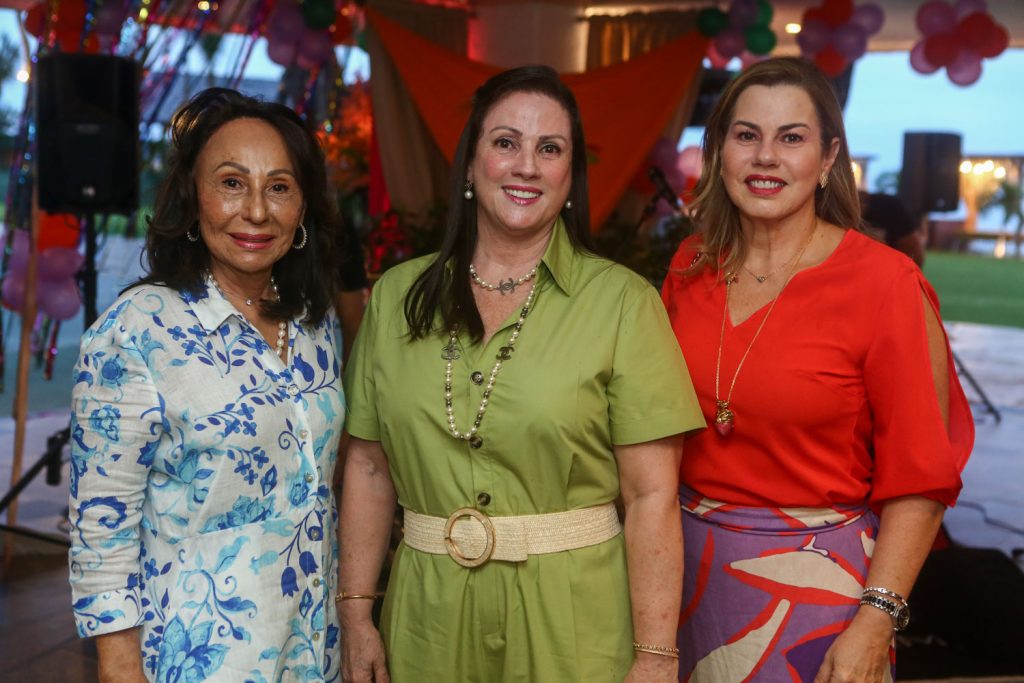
923,251,1024,328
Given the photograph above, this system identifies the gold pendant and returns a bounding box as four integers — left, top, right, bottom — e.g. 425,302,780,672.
714,400,734,436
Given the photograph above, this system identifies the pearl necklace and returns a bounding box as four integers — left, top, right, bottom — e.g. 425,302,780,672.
209,274,288,362
442,282,537,450
469,263,538,296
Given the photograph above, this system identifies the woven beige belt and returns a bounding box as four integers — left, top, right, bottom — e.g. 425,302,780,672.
402,503,621,568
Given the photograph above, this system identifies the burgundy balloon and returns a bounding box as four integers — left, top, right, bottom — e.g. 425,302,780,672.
297,29,334,69
947,49,983,86
797,19,832,56
954,0,988,20
956,12,996,53
38,247,84,281
978,24,1009,59
706,40,731,69
715,28,746,59
909,40,941,74
833,23,868,60
728,0,760,29
268,0,306,43
923,32,959,68
851,3,885,35
266,35,298,67
916,0,958,37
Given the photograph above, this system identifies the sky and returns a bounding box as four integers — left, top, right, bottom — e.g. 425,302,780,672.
2,9,1022,197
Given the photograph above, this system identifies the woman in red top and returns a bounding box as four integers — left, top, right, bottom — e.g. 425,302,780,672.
662,58,973,683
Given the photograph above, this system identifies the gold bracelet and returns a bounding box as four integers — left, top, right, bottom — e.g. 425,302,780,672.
334,592,378,604
633,641,680,659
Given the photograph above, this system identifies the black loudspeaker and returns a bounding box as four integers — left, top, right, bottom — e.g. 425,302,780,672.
898,132,961,217
36,53,139,214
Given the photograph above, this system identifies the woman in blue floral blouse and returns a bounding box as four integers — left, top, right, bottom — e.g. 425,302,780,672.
68,88,345,682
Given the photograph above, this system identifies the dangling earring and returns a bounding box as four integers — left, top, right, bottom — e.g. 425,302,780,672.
292,223,308,250
186,224,200,242
564,200,572,210
463,181,474,200
819,170,829,189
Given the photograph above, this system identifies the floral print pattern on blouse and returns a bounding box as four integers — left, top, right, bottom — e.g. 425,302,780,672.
68,280,344,682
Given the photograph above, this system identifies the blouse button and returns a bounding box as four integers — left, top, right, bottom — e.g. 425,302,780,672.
299,429,309,439
305,473,315,483
309,528,322,540
471,371,484,385
312,632,320,641
312,577,321,587
476,492,491,506
287,384,299,396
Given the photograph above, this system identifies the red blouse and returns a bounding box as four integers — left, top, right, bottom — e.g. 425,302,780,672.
662,229,974,509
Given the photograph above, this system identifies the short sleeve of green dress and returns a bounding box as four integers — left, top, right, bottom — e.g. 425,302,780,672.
344,220,704,682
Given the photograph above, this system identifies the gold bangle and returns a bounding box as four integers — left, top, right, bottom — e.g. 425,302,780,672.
334,592,378,604
633,641,680,659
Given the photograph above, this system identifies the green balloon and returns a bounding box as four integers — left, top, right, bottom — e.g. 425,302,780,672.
302,0,335,31
697,8,729,37
755,0,773,27
745,25,777,56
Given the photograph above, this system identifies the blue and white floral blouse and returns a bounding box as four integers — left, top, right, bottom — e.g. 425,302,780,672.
69,280,345,682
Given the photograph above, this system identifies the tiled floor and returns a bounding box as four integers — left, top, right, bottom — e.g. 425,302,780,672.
0,321,1022,681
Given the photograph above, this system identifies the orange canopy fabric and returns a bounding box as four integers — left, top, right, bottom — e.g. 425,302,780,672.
366,9,707,227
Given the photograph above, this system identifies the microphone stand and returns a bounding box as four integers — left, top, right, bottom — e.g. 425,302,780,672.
614,167,681,260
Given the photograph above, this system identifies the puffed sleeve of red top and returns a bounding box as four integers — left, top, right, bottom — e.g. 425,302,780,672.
863,265,974,507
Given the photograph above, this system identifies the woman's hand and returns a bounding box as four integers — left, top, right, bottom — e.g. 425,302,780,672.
95,629,148,683
340,613,390,683
625,652,679,683
813,607,893,683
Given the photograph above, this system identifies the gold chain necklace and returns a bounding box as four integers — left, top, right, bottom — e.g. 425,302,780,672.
442,282,537,449
741,238,809,284
713,224,817,436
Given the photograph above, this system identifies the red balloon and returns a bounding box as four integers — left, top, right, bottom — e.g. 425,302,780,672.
910,40,941,74
803,6,827,25
923,33,959,68
331,13,353,45
956,12,996,53
25,2,47,38
37,212,80,251
819,0,854,28
815,45,848,77
978,24,1009,58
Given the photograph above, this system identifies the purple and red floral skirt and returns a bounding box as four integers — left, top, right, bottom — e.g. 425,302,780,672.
677,485,895,683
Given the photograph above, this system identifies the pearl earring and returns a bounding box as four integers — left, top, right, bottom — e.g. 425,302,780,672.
464,181,474,200
565,200,572,210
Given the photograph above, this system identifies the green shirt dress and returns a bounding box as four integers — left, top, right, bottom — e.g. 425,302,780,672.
344,220,704,682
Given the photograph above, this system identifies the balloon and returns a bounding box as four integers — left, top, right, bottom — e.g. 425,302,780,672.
744,24,776,55
6,229,31,277
25,2,47,38
740,50,768,70
916,1,957,37
797,20,832,56
677,146,703,178
957,12,996,53
754,0,773,27
728,0,760,29
851,3,885,35
2,273,25,311
977,23,1009,58
947,48,982,86
705,40,731,69
331,12,354,44
909,40,941,74
296,29,334,69
833,23,868,60
954,0,988,19
715,28,746,59
301,0,336,31
923,33,959,68
696,7,729,37
93,2,126,37
819,0,854,28
266,35,298,67
38,277,81,321
268,0,306,43
650,138,680,176
38,247,84,281
814,45,848,77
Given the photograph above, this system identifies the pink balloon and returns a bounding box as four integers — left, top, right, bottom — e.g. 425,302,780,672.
715,28,746,59
267,35,298,67
851,4,885,35
728,0,759,29
5,229,30,277
954,0,988,20
296,29,334,69
38,247,84,280
268,0,305,43
38,277,81,321
677,146,703,178
910,39,941,74
740,50,768,70
796,20,832,56
916,1,957,37
833,23,868,60
947,48,983,86
2,273,25,310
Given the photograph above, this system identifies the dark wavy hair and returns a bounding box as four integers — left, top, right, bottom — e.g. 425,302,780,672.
404,65,594,341
130,87,339,325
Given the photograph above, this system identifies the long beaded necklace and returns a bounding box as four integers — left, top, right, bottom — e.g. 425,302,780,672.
442,280,538,450
469,263,537,296
209,274,288,362
713,224,817,436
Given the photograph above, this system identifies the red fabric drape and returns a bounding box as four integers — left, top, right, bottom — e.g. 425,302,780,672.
366,9,707,227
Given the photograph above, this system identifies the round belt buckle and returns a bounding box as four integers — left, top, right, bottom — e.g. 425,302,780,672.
443,507,495,568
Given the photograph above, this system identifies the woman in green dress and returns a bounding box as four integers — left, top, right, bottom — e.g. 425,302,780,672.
338,65,704,683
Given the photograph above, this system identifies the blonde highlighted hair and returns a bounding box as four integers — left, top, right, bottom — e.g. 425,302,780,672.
687,57,861,276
